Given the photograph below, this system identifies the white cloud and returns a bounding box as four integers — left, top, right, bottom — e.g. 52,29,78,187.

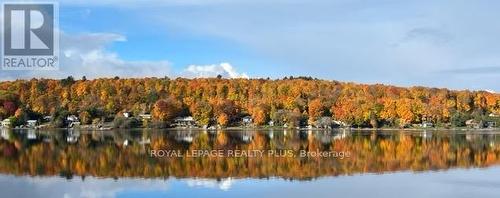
0,32,172,80
60,32,171,79
183,63,249,78
0,30,248,80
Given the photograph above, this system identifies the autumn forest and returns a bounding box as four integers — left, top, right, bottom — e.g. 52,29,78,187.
0,76,499,128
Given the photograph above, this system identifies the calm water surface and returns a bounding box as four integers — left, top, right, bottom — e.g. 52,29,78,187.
1,128,500,198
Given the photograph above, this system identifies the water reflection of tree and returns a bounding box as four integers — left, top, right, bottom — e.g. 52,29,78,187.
0,129,499,180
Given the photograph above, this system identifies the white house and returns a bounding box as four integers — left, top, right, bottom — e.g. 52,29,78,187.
242,116,253,125
43,116,52,122
1,119,11,128
422,121,434,128
123,112,131,118
174,116,196,127
332,120,348,127
465,119,481,128
67,115,79,122
72,122,82,128
139,114,152,121
486,121,497,128
27,120,38,128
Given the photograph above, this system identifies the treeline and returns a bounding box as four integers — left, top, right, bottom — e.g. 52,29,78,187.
0,76,499,128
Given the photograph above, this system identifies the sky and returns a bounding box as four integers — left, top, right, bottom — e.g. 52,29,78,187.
1,0,499,92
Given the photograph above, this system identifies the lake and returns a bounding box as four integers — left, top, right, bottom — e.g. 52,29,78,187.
1,128,500,198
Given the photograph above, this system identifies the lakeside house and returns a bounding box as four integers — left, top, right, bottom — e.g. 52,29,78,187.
1,119,11,128
123,112,132,118
315,117,334,129
69,121,81,128
422,121,434,128
26,120,38,128
465,119,481,128
242,116,253,126
67,115,79,122
67,115,80,128
43,116,52,122
174,116,196,128
139,114,152,121
332,120,348,128
486,121,497,128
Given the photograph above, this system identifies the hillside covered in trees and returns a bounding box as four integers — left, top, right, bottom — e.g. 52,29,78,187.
0,76,499,128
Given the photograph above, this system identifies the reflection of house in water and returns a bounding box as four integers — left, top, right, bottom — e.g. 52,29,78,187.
227,131,254,143
313,131,348,144
27,130,37,140
139,137,151,145
332,131,348,141
240,132,253,142
1,128,10,140
267,130,274,139
66,130,80,144
299,130,310,140
420,131,432,139
466,133,482,142
110,130,140,146
123,139,131,146
315,132,333,144
174,131,194,143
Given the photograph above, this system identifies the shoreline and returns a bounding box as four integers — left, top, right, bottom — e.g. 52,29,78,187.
3,126,499,132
